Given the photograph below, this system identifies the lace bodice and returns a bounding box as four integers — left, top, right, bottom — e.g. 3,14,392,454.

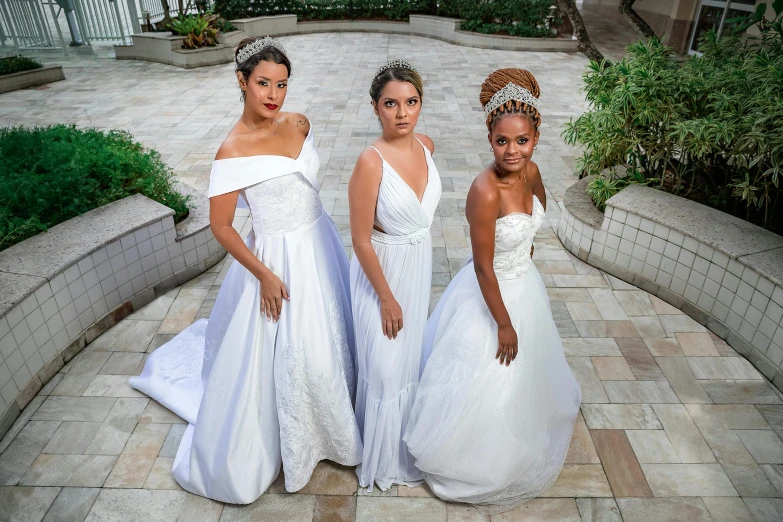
493,195,545,280
242,172,323,235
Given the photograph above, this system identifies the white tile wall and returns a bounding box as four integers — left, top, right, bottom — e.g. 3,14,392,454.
0,216,223,414
558,204,783,385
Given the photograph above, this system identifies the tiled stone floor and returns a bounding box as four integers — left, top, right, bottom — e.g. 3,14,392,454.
2,16,783,522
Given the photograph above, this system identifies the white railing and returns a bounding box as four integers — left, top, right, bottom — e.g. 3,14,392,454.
0,0,200,53
0,0,67,51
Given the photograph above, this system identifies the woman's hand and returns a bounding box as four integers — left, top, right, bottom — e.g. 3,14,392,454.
380,296,403,340
496,324,518,366
259,270,289,322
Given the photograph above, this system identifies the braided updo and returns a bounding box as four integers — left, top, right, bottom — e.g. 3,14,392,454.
480,68,541,131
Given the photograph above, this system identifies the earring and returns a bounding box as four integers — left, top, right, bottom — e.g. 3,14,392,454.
490,146,493,152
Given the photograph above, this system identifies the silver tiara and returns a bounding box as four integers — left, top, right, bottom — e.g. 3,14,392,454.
483,82,541,119
375,59,419,77
236,36,287,65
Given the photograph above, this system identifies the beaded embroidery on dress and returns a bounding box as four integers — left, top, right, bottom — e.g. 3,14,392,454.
404,195,582,514
130,128,363,504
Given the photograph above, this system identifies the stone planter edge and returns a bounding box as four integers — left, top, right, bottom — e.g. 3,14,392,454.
557,178,783,392
113,14,578,68
0,65,65,95
0,189,226,440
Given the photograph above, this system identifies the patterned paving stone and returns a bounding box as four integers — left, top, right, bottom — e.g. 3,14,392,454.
176,493,224,522
42,487,100,522
702,496,756,522
84,489,186,522
616,497,713,522
575,498,622,522
0,486,61,522
0,421,61,485
20,454,117,487
590,430,651,497
492,498,580,522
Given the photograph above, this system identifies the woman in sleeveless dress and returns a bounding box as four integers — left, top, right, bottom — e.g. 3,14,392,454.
129,37,362,504
403,69,581,514
348,60,442,492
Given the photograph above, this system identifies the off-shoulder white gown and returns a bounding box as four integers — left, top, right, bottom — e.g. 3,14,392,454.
130,129,363,504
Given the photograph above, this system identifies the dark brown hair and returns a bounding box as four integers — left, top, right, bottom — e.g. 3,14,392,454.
480,68,541,132
235,37,292,103
369,66,424,103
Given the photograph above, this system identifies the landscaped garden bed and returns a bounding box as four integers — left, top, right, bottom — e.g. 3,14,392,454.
214,0,560,38
562,7,783,234
0,56,64,94
0,125,190,251
0,125,222,434
557,7,783,390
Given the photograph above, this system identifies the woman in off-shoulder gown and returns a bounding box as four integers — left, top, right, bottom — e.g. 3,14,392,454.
129,37,362,504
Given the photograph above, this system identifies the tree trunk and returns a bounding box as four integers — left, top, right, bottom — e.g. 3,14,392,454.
619,0,657,39
554,0,606,63
161,0,173,27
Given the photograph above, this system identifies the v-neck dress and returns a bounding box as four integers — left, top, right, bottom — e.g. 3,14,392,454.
350,140,442,491
130,129,363,504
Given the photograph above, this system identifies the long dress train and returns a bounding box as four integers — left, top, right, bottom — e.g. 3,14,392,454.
350,140,441,491
129,129,363,504
404,195,582,514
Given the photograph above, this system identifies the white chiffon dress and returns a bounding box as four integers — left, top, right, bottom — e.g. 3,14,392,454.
404,194,582,514
129,129,363,504
350,140,441,491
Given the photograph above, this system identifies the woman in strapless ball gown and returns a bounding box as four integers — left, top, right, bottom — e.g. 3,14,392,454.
404,68,581,514
129,37,362,504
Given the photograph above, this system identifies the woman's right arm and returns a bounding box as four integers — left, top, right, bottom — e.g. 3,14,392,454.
348,149,402,340
209,189,289,322
466,178,517,366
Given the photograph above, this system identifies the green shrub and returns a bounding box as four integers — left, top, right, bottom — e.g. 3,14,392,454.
212,0,554,36
0,55,43,76
562,7,783,232
0,125,190,251
168,14,220,48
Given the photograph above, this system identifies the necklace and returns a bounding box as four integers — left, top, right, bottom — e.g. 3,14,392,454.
241,117,280,135
494,161,528,194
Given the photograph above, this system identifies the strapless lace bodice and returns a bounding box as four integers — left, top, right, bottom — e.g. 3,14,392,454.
242,172,323,235
493,195,545,280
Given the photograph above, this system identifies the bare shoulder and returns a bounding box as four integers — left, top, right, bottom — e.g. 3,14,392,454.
280,112,311,136
527,161,542,184
415,133,435,154
215,136,244,161
355,147,383,173
467,170,500,207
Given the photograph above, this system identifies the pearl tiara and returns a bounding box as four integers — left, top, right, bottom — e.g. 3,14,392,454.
236,36,287,66
483,82,542,119
375,59,419,78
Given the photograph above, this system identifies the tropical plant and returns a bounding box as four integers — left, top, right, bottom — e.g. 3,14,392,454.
0,125,190,251
168,13,220,49
0,55,43,76
563,2,783,231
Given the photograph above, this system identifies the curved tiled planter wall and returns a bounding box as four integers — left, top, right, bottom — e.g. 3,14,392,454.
114,14,578,68
558,178,783,390
0,185,225,438
0,65,65,94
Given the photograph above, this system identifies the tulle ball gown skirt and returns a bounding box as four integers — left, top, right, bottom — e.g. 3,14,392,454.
404,261,582,514
130,212,363,504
